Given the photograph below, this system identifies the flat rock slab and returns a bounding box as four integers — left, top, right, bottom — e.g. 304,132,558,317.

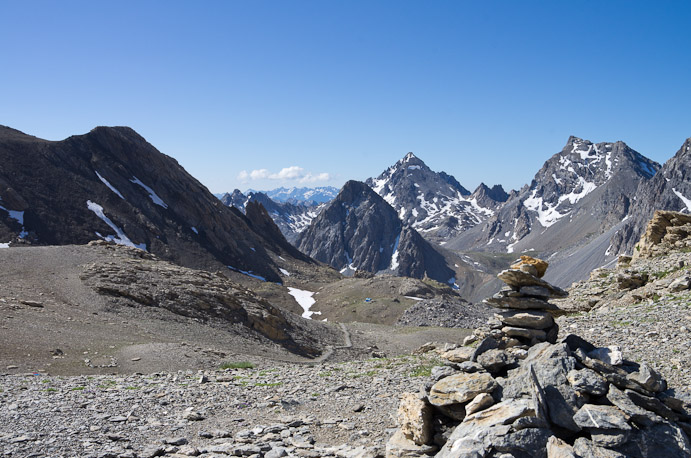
497,269,568,297
496,310,554,329
484,294,561,311
428,372,498,407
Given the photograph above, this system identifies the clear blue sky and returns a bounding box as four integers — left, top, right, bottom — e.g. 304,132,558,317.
2,1,690,194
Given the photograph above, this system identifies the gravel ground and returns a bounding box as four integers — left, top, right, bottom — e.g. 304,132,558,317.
557,249,691,392
0,355,441,457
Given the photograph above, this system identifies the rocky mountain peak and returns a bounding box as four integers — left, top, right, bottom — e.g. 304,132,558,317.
365,154,495,242
297,180,455,282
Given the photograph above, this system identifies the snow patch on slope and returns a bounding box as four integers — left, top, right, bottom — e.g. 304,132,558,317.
673,188,691,212
95,171,125,199
130,176,168,208
87,200,146,250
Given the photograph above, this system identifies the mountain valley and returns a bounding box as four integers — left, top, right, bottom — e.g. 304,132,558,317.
3,125,691,457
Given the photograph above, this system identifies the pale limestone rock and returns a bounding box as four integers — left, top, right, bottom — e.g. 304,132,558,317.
428,372,497,407
465,393,495,415
397,393,432,446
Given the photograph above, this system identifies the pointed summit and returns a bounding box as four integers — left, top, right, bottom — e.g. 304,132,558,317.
365,153,494,243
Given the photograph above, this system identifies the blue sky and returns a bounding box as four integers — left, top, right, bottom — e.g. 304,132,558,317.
2,1,690,193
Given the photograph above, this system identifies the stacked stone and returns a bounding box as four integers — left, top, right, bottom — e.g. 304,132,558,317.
481,255,567,347
386,255,691,458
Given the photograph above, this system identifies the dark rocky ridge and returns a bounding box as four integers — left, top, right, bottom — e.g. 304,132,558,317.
0,125,298,282
297,180,455,283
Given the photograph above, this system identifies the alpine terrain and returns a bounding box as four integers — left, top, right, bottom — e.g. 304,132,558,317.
447,136,661,286
297,180,456,284
365,152,508,243
221,189,325,245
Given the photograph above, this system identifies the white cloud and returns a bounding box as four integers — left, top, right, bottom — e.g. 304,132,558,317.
237,165,331,183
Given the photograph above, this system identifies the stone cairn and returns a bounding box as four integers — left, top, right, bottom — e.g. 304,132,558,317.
387,256,691,458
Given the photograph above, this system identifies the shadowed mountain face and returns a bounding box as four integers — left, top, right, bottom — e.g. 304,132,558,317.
365,153,507,242
0,125,298,282
610,138,691,255
296,180,455,283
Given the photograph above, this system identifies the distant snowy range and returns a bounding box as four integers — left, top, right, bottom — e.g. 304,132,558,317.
218,135,691,290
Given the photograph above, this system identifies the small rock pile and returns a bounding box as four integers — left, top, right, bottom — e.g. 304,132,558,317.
480,256,567,347
387,256,691,457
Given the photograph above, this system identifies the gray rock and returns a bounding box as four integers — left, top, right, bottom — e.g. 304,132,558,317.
573,404,631,430
567,368,608,396
590,428,630,448
628,362,666,393
484,294,560,311
606,384,664,427
612,421,691,458
471,336,500,362
625,389,679,421
502,326,547,341
518,285,551,298
265,448,288,458
476,349,517,374
495,309,554,329
573,437,627,458
458,361,484,373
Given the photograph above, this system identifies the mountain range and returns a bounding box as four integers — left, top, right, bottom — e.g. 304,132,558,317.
4,123,691,307
220,189,324,245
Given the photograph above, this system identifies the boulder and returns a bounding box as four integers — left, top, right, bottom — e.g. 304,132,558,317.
428,372,498,407
397,393,432,446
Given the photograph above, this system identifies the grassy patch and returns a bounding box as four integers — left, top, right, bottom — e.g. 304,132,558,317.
254,382,282,387
220,361,255,370
71,386,85,391
318,371,333,377
43,388,57,392
610,320,632,327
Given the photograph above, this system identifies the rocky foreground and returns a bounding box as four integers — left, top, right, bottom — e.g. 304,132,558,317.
0,355,441,458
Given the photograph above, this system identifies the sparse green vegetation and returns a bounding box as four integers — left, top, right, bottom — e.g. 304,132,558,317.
71,386,85,391
254,382,282,387
219,361,255,370
43,388,57,392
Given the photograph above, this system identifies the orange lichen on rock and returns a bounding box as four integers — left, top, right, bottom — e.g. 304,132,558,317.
510,255,549,278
